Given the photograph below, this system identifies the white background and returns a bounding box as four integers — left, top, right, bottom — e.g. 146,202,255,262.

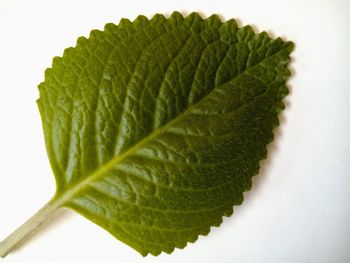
0,0,349,262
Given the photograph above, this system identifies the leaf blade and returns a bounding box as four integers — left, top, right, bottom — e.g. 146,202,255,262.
38,12,294,256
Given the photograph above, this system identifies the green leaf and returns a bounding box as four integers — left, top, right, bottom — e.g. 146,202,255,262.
0,12,294,257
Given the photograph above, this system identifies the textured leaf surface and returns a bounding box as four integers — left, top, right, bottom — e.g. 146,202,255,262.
37,12,293,256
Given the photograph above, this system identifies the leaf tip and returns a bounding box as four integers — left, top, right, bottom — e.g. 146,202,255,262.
205,14,222,25
185,12,203,21
76,36,88,46
169,11,185,24
89,29,103,39
285,40,295,54
134,15,149,27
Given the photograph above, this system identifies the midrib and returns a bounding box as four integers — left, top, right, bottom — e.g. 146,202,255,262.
52,44,291,207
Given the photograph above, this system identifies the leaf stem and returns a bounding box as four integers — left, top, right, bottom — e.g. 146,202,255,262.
0,198,60,258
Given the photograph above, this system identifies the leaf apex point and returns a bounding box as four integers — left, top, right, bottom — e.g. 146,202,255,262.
43,68,53,80
242,24,255,32
115,19,131,29
259,31,270,38
170,11,183,17
51,56,62,66
183,12,203,24
89,29,103,39
134,15,149,24
104,22,116,31
285,41,295,53
151,13,166,21
205,14,222,23
76,36,88,46
37,82,45,92
212,217,223,227
224,207,234,217
169,11,184,21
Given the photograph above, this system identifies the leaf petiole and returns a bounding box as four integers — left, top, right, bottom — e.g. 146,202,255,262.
0,197,60,258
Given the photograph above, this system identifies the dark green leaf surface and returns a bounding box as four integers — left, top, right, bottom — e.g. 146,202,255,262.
37,12,294,256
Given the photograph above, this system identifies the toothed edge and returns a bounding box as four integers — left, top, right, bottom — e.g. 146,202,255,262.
37,12,295,257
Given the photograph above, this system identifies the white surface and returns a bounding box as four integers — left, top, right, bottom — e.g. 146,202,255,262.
0,0,349,262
